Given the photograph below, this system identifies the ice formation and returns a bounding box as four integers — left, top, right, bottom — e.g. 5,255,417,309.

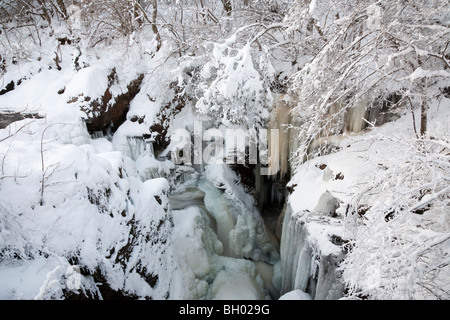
169,164,281,299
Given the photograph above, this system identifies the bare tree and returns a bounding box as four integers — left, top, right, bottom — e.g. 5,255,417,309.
38,123,74,206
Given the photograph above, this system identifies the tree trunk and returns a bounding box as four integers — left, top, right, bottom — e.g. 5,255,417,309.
420,98,427,137
222,0,232,16
36,0,51,25
420,77,428,137
152,0,161,51
56,0,67,19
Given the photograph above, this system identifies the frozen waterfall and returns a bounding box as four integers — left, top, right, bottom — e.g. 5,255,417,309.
279,203,345,300
169,164,281,300
162,93,354,300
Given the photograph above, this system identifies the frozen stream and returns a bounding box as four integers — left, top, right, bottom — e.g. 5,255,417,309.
169,167,281,300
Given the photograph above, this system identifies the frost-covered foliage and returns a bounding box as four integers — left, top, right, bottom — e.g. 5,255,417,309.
286,0,450,161
281,0,450,299
341,131,450,300
195,42,273,127
282,100,450,300
153,1,292,129
283,2,449,300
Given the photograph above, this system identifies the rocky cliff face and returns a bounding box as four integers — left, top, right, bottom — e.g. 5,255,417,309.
68,68,145,135
279,204,346,300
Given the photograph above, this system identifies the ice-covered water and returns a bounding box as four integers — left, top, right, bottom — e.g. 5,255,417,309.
169,167,281,300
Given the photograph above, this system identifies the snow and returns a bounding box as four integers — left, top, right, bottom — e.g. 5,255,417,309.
169,164,280,300
1,0,448,301
309,0,317,15
210,263,264,300
64,65,109,101
279,289,312,300
0,66,80,122
202,164,279,263
171,204,267,300
366,4,383,31
409,67,450,82
196,43,272,127
0,114,178,299
0,256,62,299
281,99,450,299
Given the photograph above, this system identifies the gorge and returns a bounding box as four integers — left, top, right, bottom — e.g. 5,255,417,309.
0,0,448,301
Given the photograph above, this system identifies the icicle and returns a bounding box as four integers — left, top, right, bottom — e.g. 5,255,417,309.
91,131,104,139
268,95,292,179
346,103,367,133
126,136,154,161
279,201,345,299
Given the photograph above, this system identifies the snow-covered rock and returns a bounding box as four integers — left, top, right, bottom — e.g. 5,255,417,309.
0,118,179,299
279,289,312,300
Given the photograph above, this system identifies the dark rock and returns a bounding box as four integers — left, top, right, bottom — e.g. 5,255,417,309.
130,115,145,124
384,209,395,222
335,172,344,180
330,234,352,254
286,183,297,194
316,163,327,170
154,195,162,205
0,111,42,129
412,205,430,215
150,81,189,154
0,80,14,95
81,70,145,135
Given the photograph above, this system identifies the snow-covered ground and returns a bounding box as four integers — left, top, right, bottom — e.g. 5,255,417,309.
0,35,179,299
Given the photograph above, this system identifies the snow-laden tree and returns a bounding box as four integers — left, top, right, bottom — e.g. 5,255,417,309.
282,0,450,300
141,1,295,129
67,0,161,49
0,0,69,63
286,0,450,163
341,129,450,299
195,40,274,127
